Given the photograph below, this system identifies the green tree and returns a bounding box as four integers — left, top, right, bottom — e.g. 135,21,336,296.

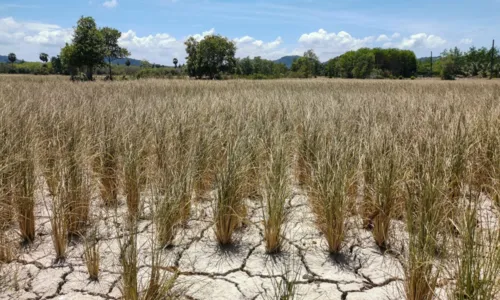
440,55,456,80
140,60,151,68
351,48,375,78
39,53,49,64
239,57,254,75
7,53,16,69
173,58,178,68
325,58,339,78
185,35,236,79
72,16,105,80
60,43,78,78
51,56,63,74
303,49,321,77
101,27,130,80
125,58,131,67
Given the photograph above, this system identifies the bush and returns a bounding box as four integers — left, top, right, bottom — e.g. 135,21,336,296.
411,76,416,80
398,75,403,80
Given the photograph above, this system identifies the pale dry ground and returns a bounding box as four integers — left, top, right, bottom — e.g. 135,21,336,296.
0,77,499,300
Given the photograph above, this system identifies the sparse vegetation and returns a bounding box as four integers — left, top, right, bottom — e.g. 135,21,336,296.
0,77,499,298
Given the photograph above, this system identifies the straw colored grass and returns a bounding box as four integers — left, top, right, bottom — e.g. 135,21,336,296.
0,77,499,298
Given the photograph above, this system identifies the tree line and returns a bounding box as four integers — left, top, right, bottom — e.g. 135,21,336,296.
1,16,498,80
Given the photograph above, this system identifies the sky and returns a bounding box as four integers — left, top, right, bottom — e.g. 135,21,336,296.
0,0,498,64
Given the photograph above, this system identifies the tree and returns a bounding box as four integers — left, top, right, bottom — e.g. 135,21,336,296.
72,16,105,80
39,53,49,64
303,49,321,77
440,55,456,80
125,58,131,67
352,48,375,78
185,35,236,79
140,60,151,68
173,58,178,68
60,43,78,78
7,53,16,69
51,56,63,74
325,58,339,78
101,27,130,80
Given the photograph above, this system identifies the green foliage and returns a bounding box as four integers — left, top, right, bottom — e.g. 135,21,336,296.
39,53,49,63
235,56,287,78
101,27,130,80
440,55,457,80
125,58,131,67
371,48,417,77
324,57,339,78
51,56,63,74
72,16,105,80
173,58,178,68
61,43,78,77
7,53,16,67
185,35,236,79
291,50,320,78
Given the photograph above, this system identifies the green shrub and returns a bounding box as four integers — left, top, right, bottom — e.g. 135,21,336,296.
411,76,416,80
398,75,403,80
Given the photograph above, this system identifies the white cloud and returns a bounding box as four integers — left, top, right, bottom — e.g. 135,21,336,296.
460,38,473,45
297,29,375,60
102,0,118,8
233,36,287,60
399,33,446,49
376,34,390,42
0,17,73,60
391,32,401,39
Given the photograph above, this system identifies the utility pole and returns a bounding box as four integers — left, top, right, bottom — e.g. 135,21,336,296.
430,51,433,78
490,39,495,80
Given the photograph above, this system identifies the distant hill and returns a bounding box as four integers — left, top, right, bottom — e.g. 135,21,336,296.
274,55,300,68
0,55,19,63
111,57,142,66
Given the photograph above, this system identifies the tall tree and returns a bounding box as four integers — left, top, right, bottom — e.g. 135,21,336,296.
7,53,16,69
185,37,199,77
60,43,78,79
303,49,321,77
72,16,105,80
101,27,130,80
51,56,63,74
173,58,178,68
39,53,49,64
185,35,236,79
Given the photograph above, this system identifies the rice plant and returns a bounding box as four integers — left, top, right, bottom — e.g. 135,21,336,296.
213,138,249,245
369,139,401,250
309,133,356,254
403,146,449,300
83,226,100,281
13,147,36,245
49,193,68,263
261,135,290,254
449,189,500,300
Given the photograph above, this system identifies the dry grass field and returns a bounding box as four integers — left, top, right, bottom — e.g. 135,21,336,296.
0,76,499,300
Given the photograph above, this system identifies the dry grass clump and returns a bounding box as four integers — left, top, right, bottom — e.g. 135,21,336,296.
309,132,357,254
365,138,403,250
94,118,120,207
49,193,68,263
403,144,449,300
448,186,500,300
213,138,249,245
261,135,290,254
83,226,100,281
1,77,500,297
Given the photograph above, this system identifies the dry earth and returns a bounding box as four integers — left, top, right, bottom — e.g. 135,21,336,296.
1,183,498,300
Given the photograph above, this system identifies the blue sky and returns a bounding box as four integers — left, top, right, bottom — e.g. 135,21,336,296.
0,0,498,64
